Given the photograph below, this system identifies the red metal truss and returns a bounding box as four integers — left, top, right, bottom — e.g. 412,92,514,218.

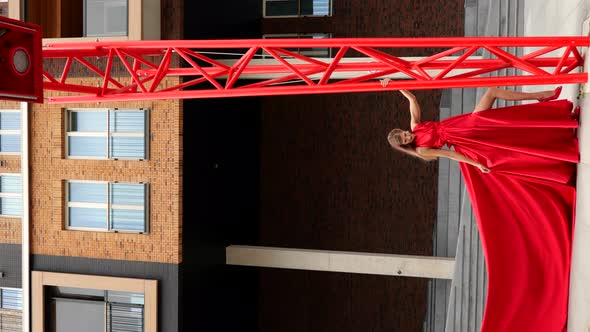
41,37,590,103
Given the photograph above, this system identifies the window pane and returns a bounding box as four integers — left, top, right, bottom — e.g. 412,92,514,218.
53,299,105,332
110,183,145,206
109,111,145,133
266,0,298,16
68,182,108,203
1,288,23,310
0,175,20,194
108,303,143,332
0,197,21,216
70,111,107,132
301,0,330,15
110,137,145,159
107,291,144,305
110,209,145,232
54,287,105,299
69,207,107,229
0,134,20,153
68,136,107,157
86,0,128,37
0,112,20,130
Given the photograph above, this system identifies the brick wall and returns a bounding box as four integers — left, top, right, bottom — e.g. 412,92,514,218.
257,0,464,331
0,309,22,331
30,77,183,264
0,219,21,244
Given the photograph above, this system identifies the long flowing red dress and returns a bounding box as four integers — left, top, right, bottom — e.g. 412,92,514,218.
413,99,578,332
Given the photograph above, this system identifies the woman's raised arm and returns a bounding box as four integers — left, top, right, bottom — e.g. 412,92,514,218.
399,89,422,130
416,147,491,173
380,79,421,130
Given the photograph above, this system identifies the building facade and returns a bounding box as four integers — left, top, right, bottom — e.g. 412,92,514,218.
0,0,464,331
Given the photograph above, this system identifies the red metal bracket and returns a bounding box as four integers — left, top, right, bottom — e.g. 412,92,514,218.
42,37,590,104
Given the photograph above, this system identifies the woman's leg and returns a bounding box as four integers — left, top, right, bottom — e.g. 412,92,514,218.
473,87,556,112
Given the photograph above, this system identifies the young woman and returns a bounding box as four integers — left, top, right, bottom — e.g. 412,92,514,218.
383,81,579,332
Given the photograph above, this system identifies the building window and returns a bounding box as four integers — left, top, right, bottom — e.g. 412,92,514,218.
0,110,20,154
0,174,21,217
66,109,149,160
262,33,332,58
84,0,128,37
264,0,331,17
66,181,148,233
48,287,144,332
0,288,23,310
32,272,157,332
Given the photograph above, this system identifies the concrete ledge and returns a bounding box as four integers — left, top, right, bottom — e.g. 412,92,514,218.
226,245,455,279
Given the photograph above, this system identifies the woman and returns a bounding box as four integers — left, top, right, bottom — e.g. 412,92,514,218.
384,82,579,332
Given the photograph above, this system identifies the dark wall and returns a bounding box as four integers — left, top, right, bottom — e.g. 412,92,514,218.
182,98,261,331
256,1,464,331
0,244,21,288
181,0,464,331
32,255,180,332
184,0,262,39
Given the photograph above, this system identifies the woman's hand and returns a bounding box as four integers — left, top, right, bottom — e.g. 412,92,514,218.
477,163,491,173
399,89,416,101
380,78,390,88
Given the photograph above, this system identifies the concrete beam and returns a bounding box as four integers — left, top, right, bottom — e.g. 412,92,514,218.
226,245,455,279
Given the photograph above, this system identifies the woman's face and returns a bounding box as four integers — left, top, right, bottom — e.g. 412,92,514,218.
400,131,416,145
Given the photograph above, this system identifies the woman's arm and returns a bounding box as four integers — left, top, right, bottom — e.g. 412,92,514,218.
379,79,422,130
416,147,491,173
473,87,556,112
399,90,421,130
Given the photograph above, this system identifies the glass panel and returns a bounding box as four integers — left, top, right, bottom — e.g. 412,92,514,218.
108,303,144,332
54,287,105,299
301,0,330,15
1,288,23,310
0,134,20,153
266,0,298,16
0,175,21,194
68,136,107,157
109,111,144,133
110,209,145,232
110,183,145,206
86,0,128,37
109,137,145,159
70,111,107,132
0,197,21,216
107,291,144,305
53,299,105,332
0,112,20,130
69,207,107,229
68,182,108,203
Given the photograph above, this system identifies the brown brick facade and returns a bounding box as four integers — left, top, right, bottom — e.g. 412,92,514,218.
30,77,183,264
0,218,21,244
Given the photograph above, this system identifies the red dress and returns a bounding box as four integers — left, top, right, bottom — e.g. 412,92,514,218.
413,100,578,332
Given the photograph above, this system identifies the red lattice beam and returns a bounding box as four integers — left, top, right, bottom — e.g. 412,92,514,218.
41,37,590,104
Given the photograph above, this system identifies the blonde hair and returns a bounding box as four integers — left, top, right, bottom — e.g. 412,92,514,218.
387,128,430,161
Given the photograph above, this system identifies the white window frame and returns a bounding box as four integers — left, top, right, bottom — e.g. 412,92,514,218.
0,109,21,156
65,108,149,160
263,0,332,18
0,173,21,218
65,180,149,234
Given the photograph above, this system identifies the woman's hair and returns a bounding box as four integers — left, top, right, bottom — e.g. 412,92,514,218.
387,128,430,161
